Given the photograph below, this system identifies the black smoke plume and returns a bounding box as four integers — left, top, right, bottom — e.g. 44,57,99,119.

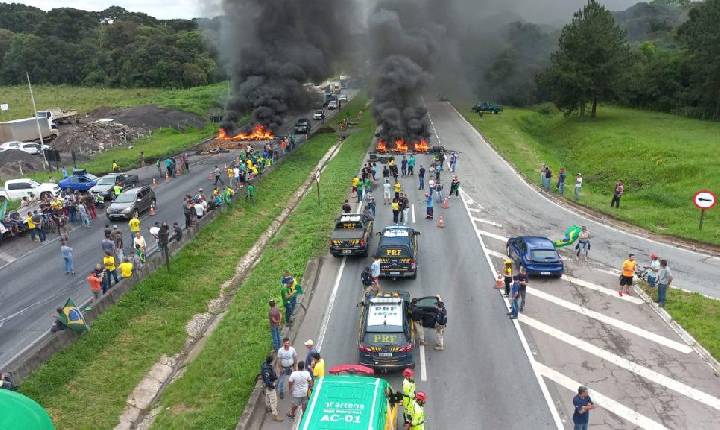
220,0,354,132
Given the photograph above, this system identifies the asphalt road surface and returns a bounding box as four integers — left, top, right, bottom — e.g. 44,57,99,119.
260,101,720,429
0,95,355,369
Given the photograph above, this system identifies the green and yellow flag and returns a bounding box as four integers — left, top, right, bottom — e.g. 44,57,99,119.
59,298,88,333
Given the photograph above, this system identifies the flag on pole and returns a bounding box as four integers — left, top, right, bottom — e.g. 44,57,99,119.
59,298,88,333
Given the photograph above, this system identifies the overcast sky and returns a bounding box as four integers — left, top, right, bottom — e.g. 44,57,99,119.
11,0,640,20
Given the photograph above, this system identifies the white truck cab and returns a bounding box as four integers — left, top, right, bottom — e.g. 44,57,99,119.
0,179,60,201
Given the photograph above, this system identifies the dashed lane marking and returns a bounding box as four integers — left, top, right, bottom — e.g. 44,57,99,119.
0,251,16,264
472,218,503,228
528,288,693,353
474,228,509,243
535,362,670,430
520,314,720,411
419,344,428,382
562,274,644,305
411,204,416,224
458,185,564,429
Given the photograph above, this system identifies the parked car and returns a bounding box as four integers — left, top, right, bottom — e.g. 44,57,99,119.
0,178,60,201
0,141,50,154
338,93,348,103
294,118,311,134
506,236,564,277
90,173,140,201
358,291,415,371
329,213,373,257
106,186,156,220
312,110,325,121
58,171,98,192
327,100,338,110
375,225,420,279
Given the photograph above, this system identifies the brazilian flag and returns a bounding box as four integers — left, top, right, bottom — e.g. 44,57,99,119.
59,298,88,333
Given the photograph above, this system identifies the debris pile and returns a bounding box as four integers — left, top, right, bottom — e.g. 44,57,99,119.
52,121,151,154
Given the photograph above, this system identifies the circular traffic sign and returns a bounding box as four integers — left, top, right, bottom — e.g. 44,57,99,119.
694,190,717,210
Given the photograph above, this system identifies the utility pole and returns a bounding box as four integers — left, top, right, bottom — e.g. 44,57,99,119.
26,72,49,170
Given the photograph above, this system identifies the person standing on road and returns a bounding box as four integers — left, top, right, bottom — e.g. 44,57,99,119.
418,166,425,190
261,355,283,422
425,192,434,220
450,151,458,172
408,154,416,175
502,258,513,297
383,179,392,205
101,232,116,257
311,352,325,379
118,257,133,279
572,386,595,430
434,299,447,351
287,361,312,419
303,339,318,375
370,256,381,293
183,199,194,229
213,165,224,186
507,275,521,319
557,168,566,195
60,240,74,275
619,253,636,297
517,267,528,312
574,173,583,202
391,197,400,224
352,175,360,202
382,165,390,181
342,199,352,213
128,213,141,244
102,250,119,293
611,180,624,208
281,272,299,325
276,337,297,400
86,270,102,304
450,176,460,197
269,300,282,351
112,225,124,262
409,391,426,430
401,193,410,225
411,298,425,346
402,368,416,425
25,212,38,242
401,156,408,176
656,259,672,307
576,226,590,261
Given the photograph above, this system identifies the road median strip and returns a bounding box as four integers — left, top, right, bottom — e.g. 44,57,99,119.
17,95,368,430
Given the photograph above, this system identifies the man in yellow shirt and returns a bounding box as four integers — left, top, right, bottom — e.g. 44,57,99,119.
394,180,401,198
119,257,134,279
128,215,141,244
619,253,636,297
25,212,37,242
102,251,119,293
311,352,324,379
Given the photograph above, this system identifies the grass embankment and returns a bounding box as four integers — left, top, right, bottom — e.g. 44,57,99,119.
0,83,227,119
460,105,720,246
18,94,367,430
150,103,374,429
460,105,720,361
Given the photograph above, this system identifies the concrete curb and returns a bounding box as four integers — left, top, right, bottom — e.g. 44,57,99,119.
235,257,323,430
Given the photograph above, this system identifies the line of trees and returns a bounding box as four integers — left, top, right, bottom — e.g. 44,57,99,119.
0,4,224,88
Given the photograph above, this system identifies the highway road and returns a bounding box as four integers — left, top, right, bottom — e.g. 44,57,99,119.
0,95,355,369
260,101,720,429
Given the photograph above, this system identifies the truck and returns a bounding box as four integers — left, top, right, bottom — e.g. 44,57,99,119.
0,178,61,201
472,102,503,114
0,116,58,144
330,214,373,257
37,108,78,125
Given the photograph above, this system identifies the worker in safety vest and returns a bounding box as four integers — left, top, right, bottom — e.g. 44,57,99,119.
402,368,416,424
113,182,123,198
408,391,425,430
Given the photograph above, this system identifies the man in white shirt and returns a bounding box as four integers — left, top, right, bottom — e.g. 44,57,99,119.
276,337,297,399
194,201,204,219
287,360,312,419
383,178,391,205
574,173,583,202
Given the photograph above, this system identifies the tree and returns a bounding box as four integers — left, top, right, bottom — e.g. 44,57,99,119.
539,0,631,117
677,0,720,120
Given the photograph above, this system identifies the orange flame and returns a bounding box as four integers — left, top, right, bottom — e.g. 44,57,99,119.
394,138,408,153
414,139,429,153
217,124,274,141
376,139,387,153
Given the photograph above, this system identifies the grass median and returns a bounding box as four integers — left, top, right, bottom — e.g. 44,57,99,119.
459,105,720,246
150,103,374,429
18,94,368,430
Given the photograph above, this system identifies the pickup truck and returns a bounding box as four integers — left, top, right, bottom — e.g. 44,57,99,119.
330,213,373,257
294,118,310,134
472,102,503,114
0,178,61,201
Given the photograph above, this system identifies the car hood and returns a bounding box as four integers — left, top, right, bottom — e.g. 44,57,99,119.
90,184,113,193
107,201,134,211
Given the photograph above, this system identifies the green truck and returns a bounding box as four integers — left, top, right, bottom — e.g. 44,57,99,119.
472,102,503,114
298,365,401,430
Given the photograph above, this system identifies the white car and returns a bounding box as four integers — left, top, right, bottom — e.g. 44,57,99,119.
313,110,325,120
327,100,338,110
338,94,348,102
0,141,50,154
0,178,61,201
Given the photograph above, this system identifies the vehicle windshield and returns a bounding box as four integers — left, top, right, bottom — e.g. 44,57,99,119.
366,301,404,332
531,249,559,261
98,177,117,185
114,192,138,203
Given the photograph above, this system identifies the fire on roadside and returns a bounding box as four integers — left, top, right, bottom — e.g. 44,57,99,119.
376,139,387,153
414,138,429,153
217,124,274,141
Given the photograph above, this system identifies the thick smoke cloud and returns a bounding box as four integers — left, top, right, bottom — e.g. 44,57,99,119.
220,0,354,132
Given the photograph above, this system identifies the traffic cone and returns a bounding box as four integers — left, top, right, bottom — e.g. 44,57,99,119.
149,201,156,216
437,215,445,228
442,197,449,209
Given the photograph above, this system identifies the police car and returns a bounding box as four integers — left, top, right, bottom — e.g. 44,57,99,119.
375,226,420,279
357,292,414,371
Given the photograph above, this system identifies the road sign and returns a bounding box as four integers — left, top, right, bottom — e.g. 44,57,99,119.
694,190,716,210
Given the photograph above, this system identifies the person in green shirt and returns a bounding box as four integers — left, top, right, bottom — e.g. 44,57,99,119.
246,183,256,202
280,271,301,325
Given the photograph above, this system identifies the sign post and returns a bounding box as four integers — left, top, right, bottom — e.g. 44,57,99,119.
693,190,716,231
315,169,321,205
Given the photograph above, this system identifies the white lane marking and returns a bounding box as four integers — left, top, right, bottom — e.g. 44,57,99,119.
486,249,506,260
0,251,17,263
447,103,716,261
467,206,484,212
563,274,644,305
419,344,428,382
535,362,670,430
317,257,346,351
411,204,416,224
426,103,442,147
528,288,693,353
520,314,720,411
475,228,509,243
459,186,564,429
472,217,503,228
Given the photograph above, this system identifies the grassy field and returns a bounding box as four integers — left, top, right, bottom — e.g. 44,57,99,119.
0,83,227,119
460,105,720,246
150,103,374,429
18,95,367,429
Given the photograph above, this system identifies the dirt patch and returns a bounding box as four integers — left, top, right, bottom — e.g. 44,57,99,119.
88,105,204,130
0,150,45,179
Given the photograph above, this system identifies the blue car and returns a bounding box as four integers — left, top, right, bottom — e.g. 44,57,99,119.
506,236,564,277
59,172,98,192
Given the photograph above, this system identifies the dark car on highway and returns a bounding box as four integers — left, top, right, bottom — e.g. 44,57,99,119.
294,118,310,134
58,170,98,192
106,185,156,220
375,226,420,279
330,213,373,257
358,292,414,371
90,173,139,201
506,236,564,277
